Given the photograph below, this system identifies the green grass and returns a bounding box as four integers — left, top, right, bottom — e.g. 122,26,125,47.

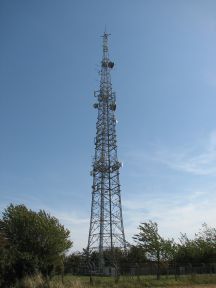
53,274,216,287
18,274,216,288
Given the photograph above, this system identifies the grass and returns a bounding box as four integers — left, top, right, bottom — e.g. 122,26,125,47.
17,274,216,288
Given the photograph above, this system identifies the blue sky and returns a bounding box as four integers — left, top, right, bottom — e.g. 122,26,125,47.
1,0,216,251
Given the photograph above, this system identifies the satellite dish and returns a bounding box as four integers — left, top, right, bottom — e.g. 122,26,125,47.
108,62,114,69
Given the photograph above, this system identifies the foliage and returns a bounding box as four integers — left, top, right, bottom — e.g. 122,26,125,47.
118,245,147,274
175,223,216,265
64,252,83,274
0,204,72,287
126,245,147,264
133,221,175,279
195,223,216,263
1,201,216,287
65,247,147,276
133,221,216,278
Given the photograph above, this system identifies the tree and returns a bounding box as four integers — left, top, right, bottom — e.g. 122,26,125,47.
64,252,83,274
0,214,18,287
127,245,147,265
195,223,216,264
0,204,72,285
133,220,175,280
175,224,216,267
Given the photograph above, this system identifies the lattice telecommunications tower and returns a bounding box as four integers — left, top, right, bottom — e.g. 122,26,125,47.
87,32,126,270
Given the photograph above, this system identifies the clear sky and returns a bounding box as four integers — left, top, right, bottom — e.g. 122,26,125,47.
1,0,216,251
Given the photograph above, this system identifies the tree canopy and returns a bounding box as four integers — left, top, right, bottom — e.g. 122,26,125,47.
133,220,175,279
176,223,216,265
0,204,72,287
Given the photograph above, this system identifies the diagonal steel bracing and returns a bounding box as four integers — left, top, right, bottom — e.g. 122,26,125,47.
87,32,126,272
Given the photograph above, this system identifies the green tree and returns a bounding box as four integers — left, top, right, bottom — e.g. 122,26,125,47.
64,252,83,274
133,220,175,280
127,245,147,265
0,204,72,285
175,224,216,267
175,233,198,265
0,216,17,287
195,223,216,264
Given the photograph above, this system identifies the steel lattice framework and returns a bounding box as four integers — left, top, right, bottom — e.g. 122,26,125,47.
87,32,126,270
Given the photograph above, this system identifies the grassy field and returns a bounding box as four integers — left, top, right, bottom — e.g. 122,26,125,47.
52,274,216,288
19,274,216,288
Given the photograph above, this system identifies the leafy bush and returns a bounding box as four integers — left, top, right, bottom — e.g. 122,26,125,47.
0,204,72,286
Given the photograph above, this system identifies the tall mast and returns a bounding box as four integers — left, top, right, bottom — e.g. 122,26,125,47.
87,32,126,272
